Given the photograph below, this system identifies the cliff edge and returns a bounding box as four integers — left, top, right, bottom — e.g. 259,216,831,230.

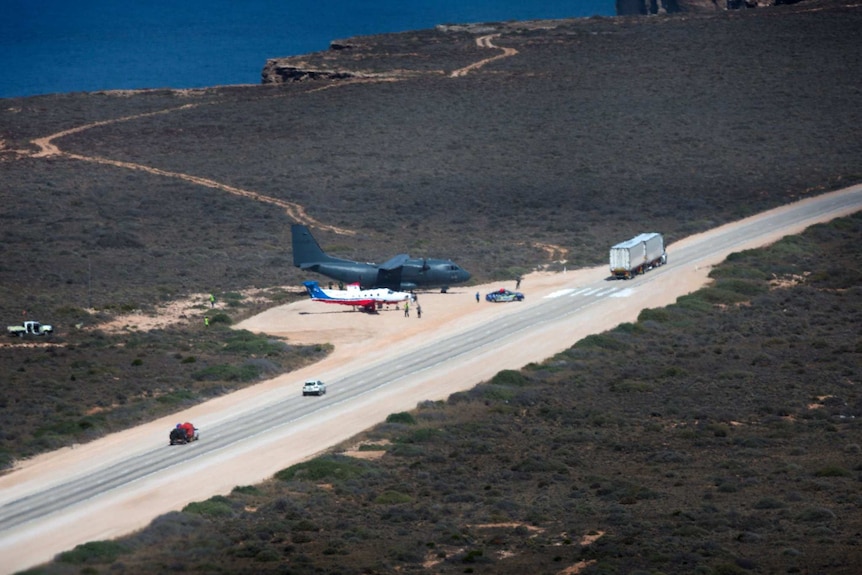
616,0,805,15
262,0,814,85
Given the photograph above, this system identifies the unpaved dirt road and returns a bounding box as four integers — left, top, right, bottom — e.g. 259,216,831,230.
0,185,859,574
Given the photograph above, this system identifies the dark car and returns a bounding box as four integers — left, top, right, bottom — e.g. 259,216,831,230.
485,288,525,302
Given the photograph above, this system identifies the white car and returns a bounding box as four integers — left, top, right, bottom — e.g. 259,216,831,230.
302,379,326,396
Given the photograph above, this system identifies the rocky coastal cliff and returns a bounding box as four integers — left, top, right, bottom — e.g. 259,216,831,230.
616,0,804,15
261,0,810,85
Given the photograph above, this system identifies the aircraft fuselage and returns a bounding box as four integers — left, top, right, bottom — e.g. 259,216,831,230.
292,224,470,292
306,259,468,291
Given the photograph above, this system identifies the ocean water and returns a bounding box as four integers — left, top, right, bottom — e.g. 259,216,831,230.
0,0,614,99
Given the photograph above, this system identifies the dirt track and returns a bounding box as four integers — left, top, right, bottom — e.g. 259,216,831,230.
0,264,686,574
9,31,517,239
1,20,860,568
1,177,860,574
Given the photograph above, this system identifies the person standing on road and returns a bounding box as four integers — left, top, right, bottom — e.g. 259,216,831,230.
417,305,422,319
404,301,410,317
209,293,216,308
475,292,480,303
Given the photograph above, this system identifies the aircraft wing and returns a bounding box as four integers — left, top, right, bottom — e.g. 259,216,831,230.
379,254,410,271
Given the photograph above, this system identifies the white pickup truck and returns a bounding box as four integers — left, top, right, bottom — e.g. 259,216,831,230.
302,379,327,396
7,320,53,337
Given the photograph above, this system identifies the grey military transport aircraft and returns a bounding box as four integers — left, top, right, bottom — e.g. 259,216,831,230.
291,224,470,292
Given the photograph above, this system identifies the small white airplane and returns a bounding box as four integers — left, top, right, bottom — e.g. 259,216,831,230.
303,280,414,312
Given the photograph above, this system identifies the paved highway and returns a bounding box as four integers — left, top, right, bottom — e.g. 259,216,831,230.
0,184,859,573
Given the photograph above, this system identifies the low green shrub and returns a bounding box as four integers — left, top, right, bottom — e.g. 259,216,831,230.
575,333,628,351
479,384,516,401
386,412,417,425
155,388,195,405
674,292,713,313
276,455,368,482
209,312,233,325
192,363,262,382
57,540,129,564
813,465,850,478
398,427,440,444
490,369,529,387
797,507,836,522
389,444,425,457
222,330,286,355
183,495,235,517
614,321,644,334
374,490,412,504
231,485,260,495
714,278,767,296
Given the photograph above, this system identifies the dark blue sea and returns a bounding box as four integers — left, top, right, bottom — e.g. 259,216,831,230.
0,0,614,99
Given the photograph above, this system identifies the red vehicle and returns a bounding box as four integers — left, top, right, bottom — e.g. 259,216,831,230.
169,422,199,445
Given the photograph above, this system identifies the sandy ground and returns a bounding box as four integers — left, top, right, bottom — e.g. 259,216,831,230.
0,265,703,574
1,184,860,574
237,269,599,357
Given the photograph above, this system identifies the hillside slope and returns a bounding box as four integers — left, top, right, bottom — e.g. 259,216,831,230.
1,0,860,323
31,212,862,575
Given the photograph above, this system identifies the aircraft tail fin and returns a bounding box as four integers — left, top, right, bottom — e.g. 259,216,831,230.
303,281,329,300
292,224,339,267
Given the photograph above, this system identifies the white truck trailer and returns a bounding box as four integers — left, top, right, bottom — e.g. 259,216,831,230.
609,233,667,279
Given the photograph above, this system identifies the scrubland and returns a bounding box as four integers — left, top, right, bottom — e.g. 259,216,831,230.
1,1,860,572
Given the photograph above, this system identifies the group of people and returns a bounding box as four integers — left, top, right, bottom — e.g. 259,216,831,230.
204,293,216,326
403,300,422,318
